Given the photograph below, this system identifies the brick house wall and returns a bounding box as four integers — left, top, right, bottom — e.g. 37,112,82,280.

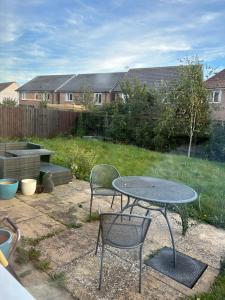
19,92,55,106
59,92,112,105
209,89,225,120
0,82,19,103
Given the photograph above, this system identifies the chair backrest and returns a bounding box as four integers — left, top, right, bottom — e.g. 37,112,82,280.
100,208,151,248
90,164,120,189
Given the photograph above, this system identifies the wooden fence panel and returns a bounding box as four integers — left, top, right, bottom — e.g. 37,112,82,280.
0,106,79,138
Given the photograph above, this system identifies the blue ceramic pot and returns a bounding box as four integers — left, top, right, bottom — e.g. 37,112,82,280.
0,178,19,200
0,229,13,258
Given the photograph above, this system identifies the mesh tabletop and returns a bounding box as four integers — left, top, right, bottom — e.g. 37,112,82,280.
112,176,197,204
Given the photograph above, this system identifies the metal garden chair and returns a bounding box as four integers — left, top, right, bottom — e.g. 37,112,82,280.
95,204,152,293
89,164,123,218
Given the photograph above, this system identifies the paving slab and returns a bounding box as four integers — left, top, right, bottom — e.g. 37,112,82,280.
13,262,75,300
0,201,43,223
37,228,97,268
176,223,225,269
59,250,184,300
18,214,66,239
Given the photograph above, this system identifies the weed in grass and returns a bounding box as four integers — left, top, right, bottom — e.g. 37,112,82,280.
67,222,82,229
28,247,41,261
144,249,161,263
25,230,63,246
34,259,51,271
49,272,67,288
86,211,100,222
15,247,30,264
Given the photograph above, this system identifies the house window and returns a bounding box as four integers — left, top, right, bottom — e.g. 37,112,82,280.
67,93,73,101
22,93,26,100
94,93,102,105
47,93,50,100
210,90,222,103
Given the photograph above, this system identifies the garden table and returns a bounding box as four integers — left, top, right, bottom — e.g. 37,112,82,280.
112,176,198,267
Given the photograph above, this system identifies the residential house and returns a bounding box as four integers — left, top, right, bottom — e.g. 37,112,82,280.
17,74,75,107
57,72,126,105
205,69,225,120
18,66,184,107
0,82,20,104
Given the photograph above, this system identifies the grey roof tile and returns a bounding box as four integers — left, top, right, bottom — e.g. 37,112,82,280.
0,82,15,92
58,72,126,93
17,75,75,92
113,66,182,92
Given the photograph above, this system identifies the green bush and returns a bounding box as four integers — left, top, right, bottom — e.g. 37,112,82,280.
66,146,96,180
1,97,17,107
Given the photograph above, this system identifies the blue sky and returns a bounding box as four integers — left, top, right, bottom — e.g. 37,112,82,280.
0,0,225,83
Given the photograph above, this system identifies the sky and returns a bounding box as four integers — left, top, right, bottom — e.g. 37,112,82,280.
0,0,225,83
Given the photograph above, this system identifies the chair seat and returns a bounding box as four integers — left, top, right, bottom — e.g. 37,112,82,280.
93,187,121,196
104,223,143,248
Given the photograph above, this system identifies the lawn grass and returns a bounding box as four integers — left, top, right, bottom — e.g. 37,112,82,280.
30,136,225,230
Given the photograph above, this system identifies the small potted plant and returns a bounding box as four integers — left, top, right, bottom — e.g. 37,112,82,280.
0,179,19,200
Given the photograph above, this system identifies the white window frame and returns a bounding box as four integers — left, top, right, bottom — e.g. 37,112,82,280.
67,93,73,102
210,89,222,103
94,93,102,105
22,93,26,100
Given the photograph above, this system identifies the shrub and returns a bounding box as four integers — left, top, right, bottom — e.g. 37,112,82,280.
66,146,96,180
1,97,17,107
39,99,48,108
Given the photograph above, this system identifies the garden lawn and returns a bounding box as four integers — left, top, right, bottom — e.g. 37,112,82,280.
30,136,225,230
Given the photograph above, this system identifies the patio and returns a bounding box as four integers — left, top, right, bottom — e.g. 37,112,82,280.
1,179,224,300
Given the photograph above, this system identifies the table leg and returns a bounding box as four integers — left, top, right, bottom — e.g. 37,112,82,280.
160,205,176,267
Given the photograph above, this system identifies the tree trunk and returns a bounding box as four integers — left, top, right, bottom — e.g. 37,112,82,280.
187,131,193,158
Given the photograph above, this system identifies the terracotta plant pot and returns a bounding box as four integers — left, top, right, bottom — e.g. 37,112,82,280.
21,179,37,196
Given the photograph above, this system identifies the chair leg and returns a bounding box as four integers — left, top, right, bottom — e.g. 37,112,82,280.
120,194,123,211
110,194,115,208
90,193,93,219
95,225,101,255
139,245,143,293
99,244,105,290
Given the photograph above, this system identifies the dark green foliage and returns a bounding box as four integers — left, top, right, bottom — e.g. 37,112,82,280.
1,97,17,107
76,78,160,149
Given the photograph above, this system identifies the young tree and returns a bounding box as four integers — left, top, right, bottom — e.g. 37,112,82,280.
156,57,211,157
79,83,94,109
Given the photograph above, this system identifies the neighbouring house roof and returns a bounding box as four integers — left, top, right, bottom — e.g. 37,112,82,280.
58,72,126,93
205,69,225,89
0,82,15,92
113,66,183,92
17,75,75,92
